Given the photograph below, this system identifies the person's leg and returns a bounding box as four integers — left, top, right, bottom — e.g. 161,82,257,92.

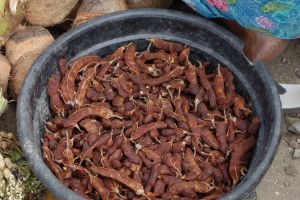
182,0,299,63
215,19,290,63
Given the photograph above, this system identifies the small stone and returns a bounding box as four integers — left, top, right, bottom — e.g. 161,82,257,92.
281,58,287,64
297,139,300,144
283,180,291,187
288,121,300,135
293,149,300,158
285,164,298,176
275,191,280,196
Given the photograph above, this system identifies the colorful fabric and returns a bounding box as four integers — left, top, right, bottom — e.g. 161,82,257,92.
183,0,300,39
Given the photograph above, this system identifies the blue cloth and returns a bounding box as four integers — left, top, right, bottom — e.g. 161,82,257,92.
183,0,300,39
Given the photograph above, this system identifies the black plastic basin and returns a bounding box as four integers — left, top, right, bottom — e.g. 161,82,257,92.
17,9,282,200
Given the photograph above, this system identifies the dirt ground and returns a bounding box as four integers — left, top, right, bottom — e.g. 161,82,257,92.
256,40,300,200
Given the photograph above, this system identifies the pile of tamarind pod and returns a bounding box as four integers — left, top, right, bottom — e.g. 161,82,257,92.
42,38,260,200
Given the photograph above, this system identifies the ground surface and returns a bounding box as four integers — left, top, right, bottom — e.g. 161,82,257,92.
256,40,300,200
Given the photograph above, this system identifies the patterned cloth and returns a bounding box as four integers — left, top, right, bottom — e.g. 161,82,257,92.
182,0,300,39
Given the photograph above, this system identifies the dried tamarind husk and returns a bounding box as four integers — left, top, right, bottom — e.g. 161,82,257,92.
60,55,102,104
229,137,256,185
167,181,211,195
75,66,97,107
130,121,167,140
63,105,116,128
90,166,145,196
47,74,65,115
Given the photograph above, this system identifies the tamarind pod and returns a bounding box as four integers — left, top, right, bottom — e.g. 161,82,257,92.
107,46,125,61
165,118,177,129
160,98,186,122
124,43,140,73
220,67,235,95
182,189,198,199
235,118,249,132
153,179,166,196
133,172,142,184
248,117,260,135
47,74,65,114
232,93,251,118
213,66,226,102
229,137,256,185
92,80,105,93
63,105,115,128
168,181,211,195
111,74,133,97
160,175,181,186
141,51,171,63
158,165,173,175
43,146,63,180
110,159,122,170
145,163,159,192
138,151,153,168
80,133,111,161
178,48,191,66
58,58,68,77
142,148,162,163
106,135,124,157
96,62,111,80
211,167,223,184
75,66,97,107
161,129,175,136
178,121,190,132
148,129,160,141
170,140,186,153
108,148,123,162
112,95,125,107
149,38,184,53
61,55,102,103
90,176,110,200
173,153,182,176
174,97,185,117
130,122,167,140
122,141,142,164
162,153,181,177
215,122,228,153
138,135,153,148
184,148,201,176
131,110,143,124
45,121,58,133
186,113,202,134
201,128,220,150
181,96,191,114
90,166,145,196
86,88,105,102
142,168,151,183
135,55,151,74
196,65,216,108
79,118,101,135
125,122,139,137
219,163,231,183
144,99,154,124
158,141,172,154
209,150,225,165
53,137,67,161
143,67,184,86
185,65,200,95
